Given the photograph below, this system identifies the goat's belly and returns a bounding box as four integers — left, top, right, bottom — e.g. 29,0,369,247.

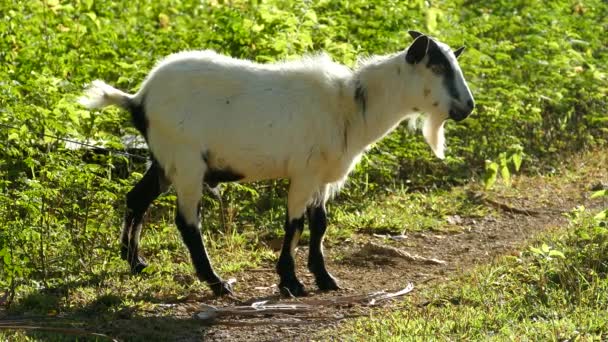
207,151,289,183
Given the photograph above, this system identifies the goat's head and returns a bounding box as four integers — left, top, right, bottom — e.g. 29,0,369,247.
405,30,475,122
402,30,475,159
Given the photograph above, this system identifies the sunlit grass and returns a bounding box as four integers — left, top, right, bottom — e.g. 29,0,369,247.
329,209,608,341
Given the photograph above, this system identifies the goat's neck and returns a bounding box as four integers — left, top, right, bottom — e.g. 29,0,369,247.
346,54,418,155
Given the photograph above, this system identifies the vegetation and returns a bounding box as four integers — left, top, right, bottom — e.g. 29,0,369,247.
0,0,606,340
333,204,608,340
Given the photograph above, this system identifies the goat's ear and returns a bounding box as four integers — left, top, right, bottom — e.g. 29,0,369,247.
454,46,465,58
406,35,429,64
408,30,424,40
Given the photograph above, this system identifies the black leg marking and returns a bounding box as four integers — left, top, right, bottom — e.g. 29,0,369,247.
175,208,233,296
307,205,340,291
276,215,306,297
121,160,167,274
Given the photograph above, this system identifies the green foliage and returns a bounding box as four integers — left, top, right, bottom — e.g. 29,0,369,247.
590,189,608,221
0,0,606,323
483,144,524,189
334,208,608,340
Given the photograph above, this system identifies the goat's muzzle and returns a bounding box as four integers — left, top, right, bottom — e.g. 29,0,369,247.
449,99,475,122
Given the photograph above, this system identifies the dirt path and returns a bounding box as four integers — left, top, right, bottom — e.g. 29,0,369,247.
170,151,605,342
199,211,570,341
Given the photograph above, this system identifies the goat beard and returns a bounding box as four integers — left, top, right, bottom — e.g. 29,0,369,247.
423,114,446,159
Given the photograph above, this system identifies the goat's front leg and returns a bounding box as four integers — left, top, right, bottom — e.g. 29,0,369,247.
121,160,167,273
174,166,233,296
277,215,306,296
307,203,340,291
276,178,316,297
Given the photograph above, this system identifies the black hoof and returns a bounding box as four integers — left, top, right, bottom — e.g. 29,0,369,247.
129,256,148,274
279,279,307,297
316,273,340,291
209,281,234,297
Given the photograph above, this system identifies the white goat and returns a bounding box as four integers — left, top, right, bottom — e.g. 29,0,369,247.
79,30,475,297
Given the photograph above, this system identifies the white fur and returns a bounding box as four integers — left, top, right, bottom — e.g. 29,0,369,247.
79,80,132,109
79,44,472,222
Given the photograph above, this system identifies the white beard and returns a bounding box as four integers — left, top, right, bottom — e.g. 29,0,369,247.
423,114,446,159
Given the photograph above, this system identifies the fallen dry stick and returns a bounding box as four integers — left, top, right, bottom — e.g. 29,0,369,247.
360,242,447,265
195,283,414,324
469,191,567,216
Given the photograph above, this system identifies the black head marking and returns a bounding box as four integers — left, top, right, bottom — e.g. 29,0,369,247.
454,46,465,58
354,79,367,118
426,40,460,99
408,30,424,40
405,35,430,64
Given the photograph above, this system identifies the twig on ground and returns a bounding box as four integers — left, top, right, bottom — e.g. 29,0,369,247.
359,242,447,265
470,191,567,216
195,283,415,325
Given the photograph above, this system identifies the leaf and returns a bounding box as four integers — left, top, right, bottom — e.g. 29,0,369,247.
511,152,523,172
590,190,607,199
158,13,170,29
304,10,318,24
483,160,499,190
541,243,550,253
425,8,441,34
3,252,11,266
500,164,511,185
548,250,565,259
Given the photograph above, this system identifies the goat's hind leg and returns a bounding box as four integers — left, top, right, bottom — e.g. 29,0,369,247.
121,160,168,273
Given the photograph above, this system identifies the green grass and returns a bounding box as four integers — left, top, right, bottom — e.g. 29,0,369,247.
333,187,489,236
330,208,608,341
1,0,607,340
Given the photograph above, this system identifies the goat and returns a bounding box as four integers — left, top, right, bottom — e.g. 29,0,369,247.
79,30,475,297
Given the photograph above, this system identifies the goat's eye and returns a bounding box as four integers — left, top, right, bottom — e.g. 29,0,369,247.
430,64,445,75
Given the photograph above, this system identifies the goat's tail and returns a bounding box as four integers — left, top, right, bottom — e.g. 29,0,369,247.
78,80,135,110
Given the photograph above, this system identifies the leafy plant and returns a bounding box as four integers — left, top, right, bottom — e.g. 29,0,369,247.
590,189,608,222
483,144,524,189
